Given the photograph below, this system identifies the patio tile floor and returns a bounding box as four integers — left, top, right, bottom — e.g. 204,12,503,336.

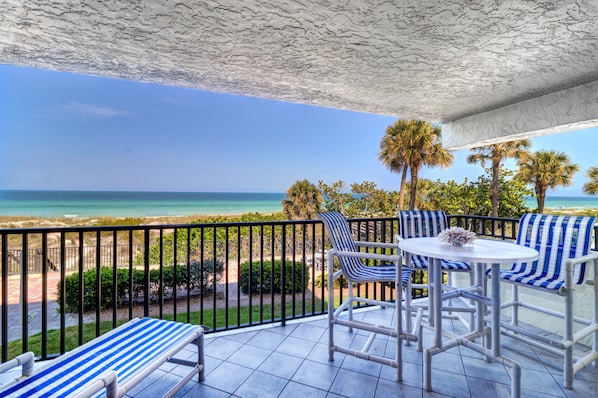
127,307,598,398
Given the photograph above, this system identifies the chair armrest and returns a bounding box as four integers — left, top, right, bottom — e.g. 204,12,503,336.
331,249,401,263
565,251,598,266
354,241,398,250
0,352,34,377
564,251,598,286
74,370,119,398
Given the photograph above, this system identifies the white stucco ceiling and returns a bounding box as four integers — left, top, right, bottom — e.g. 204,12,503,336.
1,0,597,148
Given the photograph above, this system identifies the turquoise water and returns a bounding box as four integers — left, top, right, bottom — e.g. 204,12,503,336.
0,190,285,218
524,196,598,210
1,191,597,218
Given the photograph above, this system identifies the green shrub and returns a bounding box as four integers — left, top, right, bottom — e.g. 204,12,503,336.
57,260,223,313
239,260,309,294
152,260,223,294
57,268,139,313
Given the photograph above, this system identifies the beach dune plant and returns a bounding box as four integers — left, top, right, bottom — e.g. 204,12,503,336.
318,180,400,217
139,213,286,268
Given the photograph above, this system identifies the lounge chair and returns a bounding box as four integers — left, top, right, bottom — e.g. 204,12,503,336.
0,317,204,397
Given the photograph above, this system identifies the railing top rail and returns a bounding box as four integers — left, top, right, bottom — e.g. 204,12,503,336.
0,216,398,234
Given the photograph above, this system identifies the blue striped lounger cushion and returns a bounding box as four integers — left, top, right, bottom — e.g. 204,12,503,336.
0,317,204,398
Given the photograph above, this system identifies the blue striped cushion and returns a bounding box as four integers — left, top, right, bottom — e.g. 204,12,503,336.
1,318,201,397
318,212,412,285
499,214,596,291
399,210,471,271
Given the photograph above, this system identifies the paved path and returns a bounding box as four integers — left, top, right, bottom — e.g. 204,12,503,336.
1,273,93,342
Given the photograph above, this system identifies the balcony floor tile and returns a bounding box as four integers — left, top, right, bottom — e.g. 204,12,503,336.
114,308,597,398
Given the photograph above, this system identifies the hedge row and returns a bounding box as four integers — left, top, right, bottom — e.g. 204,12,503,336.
57,260,223,313
239,260,309,294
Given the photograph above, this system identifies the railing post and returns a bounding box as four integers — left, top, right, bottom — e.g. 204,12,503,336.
1,233,8,362
144,228,150,317
95,230,101,337
281,223,286,326
21,236,29,351
41,233,48,358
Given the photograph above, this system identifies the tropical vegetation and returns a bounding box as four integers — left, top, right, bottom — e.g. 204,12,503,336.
314,172,530,218
282,179,322,220
583,166,598,196
378,120,453,210
467,140,531,217
517,150,579,214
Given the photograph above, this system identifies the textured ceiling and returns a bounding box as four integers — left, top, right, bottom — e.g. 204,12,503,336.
1,1,598,147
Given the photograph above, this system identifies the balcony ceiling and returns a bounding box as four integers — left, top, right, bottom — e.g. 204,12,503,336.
1,1,598,148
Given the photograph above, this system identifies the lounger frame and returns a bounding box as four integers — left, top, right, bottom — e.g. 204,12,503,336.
0,317,204,398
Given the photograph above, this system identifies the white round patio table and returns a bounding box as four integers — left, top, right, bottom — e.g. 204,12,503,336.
398,237,538,398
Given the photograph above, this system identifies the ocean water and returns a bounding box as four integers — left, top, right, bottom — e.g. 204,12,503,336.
0,190,285,218
1,191,597,219
524,196,598,210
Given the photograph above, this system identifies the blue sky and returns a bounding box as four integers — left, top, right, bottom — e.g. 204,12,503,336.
1,64,595,196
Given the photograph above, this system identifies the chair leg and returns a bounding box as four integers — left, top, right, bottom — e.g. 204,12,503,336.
348,280,354,333
511,284,519,326
469,269,476,332
404,278,413,346
395,268,403,382
564,290,574,388
447,271,454,311
564,264,574,389
328,253,335,361
593,262,598,368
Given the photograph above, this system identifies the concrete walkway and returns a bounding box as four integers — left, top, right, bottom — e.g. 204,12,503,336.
1,273,94,342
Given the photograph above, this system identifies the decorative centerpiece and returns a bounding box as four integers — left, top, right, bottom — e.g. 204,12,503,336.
438,227,477,247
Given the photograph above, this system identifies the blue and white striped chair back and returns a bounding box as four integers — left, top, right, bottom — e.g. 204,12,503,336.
504,214,596,290
318,212,366,281
398,210,448,239
318,211,404,283
398,210,470,271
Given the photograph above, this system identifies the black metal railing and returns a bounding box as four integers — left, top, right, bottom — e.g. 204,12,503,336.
0,217,406,362
0,214,553,363
4,244,147,274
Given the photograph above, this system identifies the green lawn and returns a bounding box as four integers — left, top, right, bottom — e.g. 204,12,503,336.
3,289,400,360
3,298,326,360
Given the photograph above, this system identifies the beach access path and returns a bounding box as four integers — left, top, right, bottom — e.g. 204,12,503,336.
0,273,96,342
1,267,248,343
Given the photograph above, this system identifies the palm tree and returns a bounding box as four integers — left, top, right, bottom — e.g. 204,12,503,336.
379,120,453,210
466,140,531,217
582,166,598,195
517,150,579,213
282,179,323,220
379,124,409,210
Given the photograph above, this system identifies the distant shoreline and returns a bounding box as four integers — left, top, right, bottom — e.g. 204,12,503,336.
0,212,285,229
0,190,285,218
3,207,598,230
